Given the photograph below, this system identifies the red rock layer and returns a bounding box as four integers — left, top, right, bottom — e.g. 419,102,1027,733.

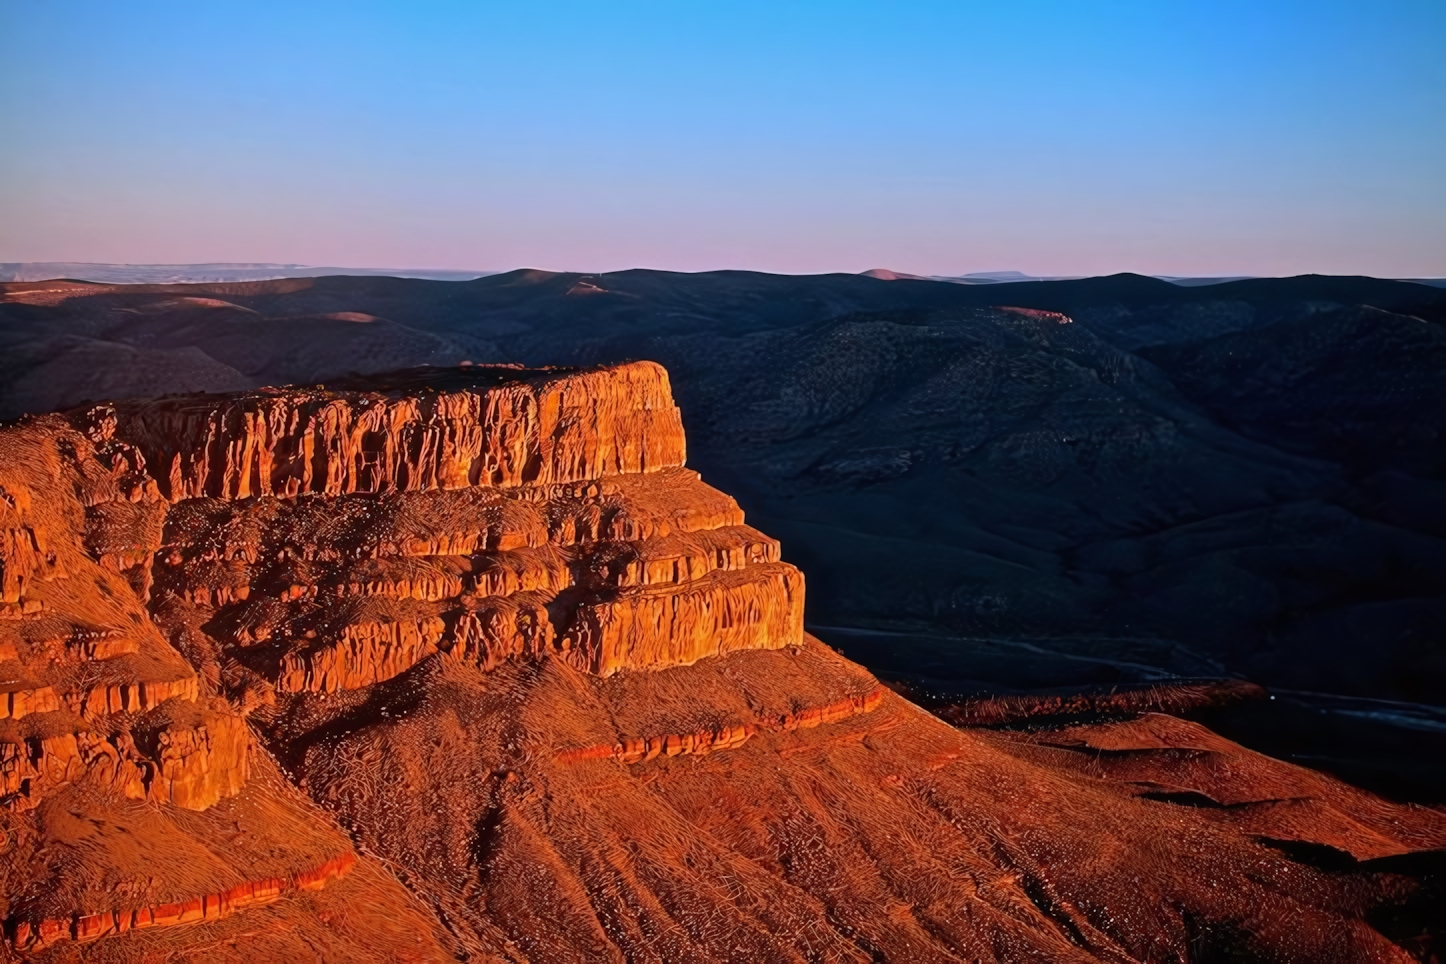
762,683,886,731
555,685,886,765
588,525,780,589
76,675,201,717
9,852,355,950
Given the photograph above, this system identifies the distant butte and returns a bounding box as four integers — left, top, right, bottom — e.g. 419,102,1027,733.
0,362,1441,961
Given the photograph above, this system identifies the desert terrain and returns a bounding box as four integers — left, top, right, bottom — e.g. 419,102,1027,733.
0,351,1438,960
4,270,1443,797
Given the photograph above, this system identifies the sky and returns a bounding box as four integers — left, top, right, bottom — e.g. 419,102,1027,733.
1,1,1443,277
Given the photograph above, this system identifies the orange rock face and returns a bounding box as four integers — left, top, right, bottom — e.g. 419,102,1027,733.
92,360,685,501
1,361,1441,962
561,563,804,676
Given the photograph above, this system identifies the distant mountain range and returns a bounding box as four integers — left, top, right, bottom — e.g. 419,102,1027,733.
6,262,1443,286
0,262,496,284
864,267,1446,287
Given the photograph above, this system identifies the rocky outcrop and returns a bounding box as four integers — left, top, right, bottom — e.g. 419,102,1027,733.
554,686,886,765
450,591,557,672
561,563,804,676
0,364,796,818
0,361,820,955
0,724,138,802
87,362,685,501
124,368,798,695
8,852,355,951
1,701,246,811
277,612,447,693
76,675,200,717
135,702,250,809
0,525,49,606
0,686,61,721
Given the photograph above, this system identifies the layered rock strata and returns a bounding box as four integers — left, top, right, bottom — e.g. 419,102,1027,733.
93,361,685,501
554,685,886,765
11,852,356,951
1,361,1441,963
1,362,804,958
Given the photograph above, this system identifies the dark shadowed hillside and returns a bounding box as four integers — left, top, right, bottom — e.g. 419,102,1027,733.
4,269,1444,796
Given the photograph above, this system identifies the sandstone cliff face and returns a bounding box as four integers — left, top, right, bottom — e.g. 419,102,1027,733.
560,563,804,676
1,362,804,958
89,361,685,502
0,421,225,814
0,363,737,959
113,366,797,701
1,361,1441,963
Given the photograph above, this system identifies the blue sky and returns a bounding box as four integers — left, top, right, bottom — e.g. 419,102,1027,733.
1,1,1442,276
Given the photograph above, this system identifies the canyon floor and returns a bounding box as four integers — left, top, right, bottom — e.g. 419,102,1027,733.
0,362,1441,961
